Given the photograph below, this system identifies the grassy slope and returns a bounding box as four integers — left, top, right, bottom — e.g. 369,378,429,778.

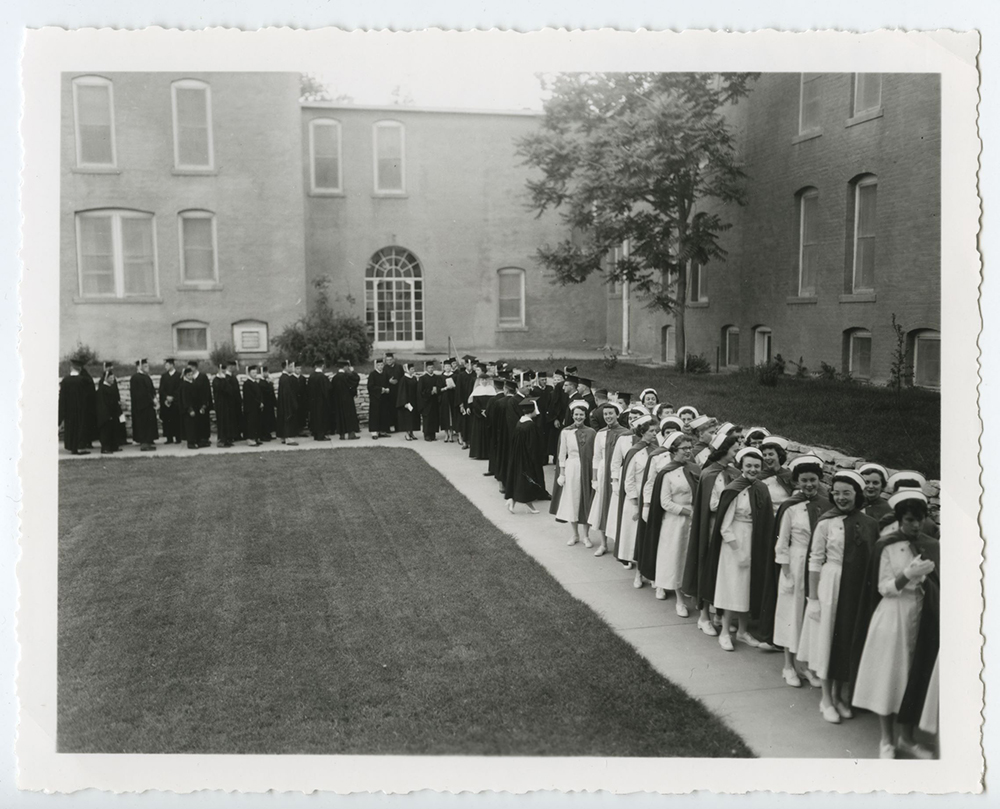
59,449,753,757
533,360,940,477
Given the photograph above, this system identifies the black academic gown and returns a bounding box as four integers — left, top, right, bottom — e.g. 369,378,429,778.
294,374,309,435
79,366,99,445
96,381,122,452
227,373,244,440
484,391,505,474
110,379,128,445
308,369,330,438
545,386,567,460
366,368,386,433
158,369,181,441
192,372,212,444
129,372,159,445
468,388,493,460
396,374,419,432
417,373,441,439
331,371,360,436
384,362,404,429
58,372,88,453
276,372,298,440
243,376,263,442
439,372,456,430
504,417,551,503
260,376,277,439
179,378,200,447
212,374,234,444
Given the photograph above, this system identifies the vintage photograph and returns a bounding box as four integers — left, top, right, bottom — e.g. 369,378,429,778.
18,27,983,795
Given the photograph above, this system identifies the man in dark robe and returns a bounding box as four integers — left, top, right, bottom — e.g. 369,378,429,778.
276,360,299,446
259,366,276,440
416,360,441,441
467,365,494,462
366,357,391,438
383,352,404,432
545,369,567,463
76,363,99,447
492,379,520,492
212,364,235,447
58,359,91,455
308,360,331,440
589,388,610,430
178,367,201,448
504,397,550,512
158,357,182,444
129,358,159,451
330,359,361,440
188,361,212,447
395,362,419,438
226,363,244,441
294,361,309,436
456,355,477,448
102,362,129,446
576,376,599,415
243,365,263,446
96,370,123,454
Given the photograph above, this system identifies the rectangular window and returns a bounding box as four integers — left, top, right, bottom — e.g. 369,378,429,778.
498,269,525,327
175,325,208,353
854,74,882,116
232,322,269,352
310,120,342,192
76,211,157,299
726,328,740,367
914,334,941,389
754,329,772,365
172,81,213,169
374,122,404,193
73,77,116,167
799,192,820,296
799,74,822,133
180,213,218,284
853,181,877,291
688,259,706,302
850,332,872,379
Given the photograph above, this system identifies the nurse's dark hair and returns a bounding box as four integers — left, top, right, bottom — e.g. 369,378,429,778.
832,474,864,503
791,462,823,481
894,498,928,523
706,433,741,465
764,444,788,465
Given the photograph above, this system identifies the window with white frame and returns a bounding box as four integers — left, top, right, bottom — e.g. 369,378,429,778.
232,320,268,353
72,76,116,168
688,258,707,302
754,327,772,365
171,79,213,169
173,321,209,355
854,74,882,116
799,74,822,134
724,326,740,367
848,330,872,379
852,177,877,292
913,330,941,389
662,325,676,365
178,210,218,285
798,188,820,297
309,118,342,193
76,209,157,298
498,268,526,328
373,121,405,193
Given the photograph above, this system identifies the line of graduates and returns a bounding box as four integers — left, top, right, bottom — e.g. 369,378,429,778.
58,356,363,452
437,364,941,761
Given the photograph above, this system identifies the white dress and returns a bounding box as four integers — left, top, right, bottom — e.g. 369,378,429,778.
852,541,926,716
604,434,632,544
554,428,584,523
772,501,812,652
763,474,791,514
615,445,649,563
713,487,753,612
796,516,844,680
654,466,693,591
919,656,939,734
587,430,608,528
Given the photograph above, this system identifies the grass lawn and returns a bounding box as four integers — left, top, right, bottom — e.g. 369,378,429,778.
59,449,752,757
531,360,940,477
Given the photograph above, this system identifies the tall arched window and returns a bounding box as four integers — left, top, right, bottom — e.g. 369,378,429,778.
497,268,526,328
72,75,116,168
365,247,424,348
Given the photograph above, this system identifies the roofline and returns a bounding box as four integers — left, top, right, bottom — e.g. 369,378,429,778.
300,101,544,117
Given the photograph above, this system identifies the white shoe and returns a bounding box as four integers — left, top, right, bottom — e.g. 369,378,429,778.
567,537,578,546
632,573,644,589
593,545,606,557
698,619,718,637
804,669,823,688
675,600,690,617
820,702,842,724
655,587,667,600
897,739,934,759
782,668,802,688
718,634,734,651
582,537,594,549
879,741,896,759
834,702,853,720
757,641,778,652
735,631,760,648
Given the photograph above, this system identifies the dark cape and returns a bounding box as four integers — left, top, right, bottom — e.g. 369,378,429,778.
852,529,940,721
863,497,894,524
276,372,298,439
395,374,419,432
243,376,263,441
597,427,633,532
491,394,515,482
331,371,360,435
759,467,793,498
637,461,701,582
483,392,505,473
755,491,831,645
632,446,671,564
612,440,654,558
308,369,330,438
158,369,182,440
504,418,551,503
548,425,596,522
811,506,880,682
545,385,567,460
681,461,737,603
129,372,159,444
701,477,774,616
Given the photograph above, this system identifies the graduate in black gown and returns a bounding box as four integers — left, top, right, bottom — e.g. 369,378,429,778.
129,358,159,451
467,364,493,461
96,369,123,454
396,361,419,439
158,358,182,444
100,362,128,447
457,355,477,448
76,363,99,448
504,397,551,513
330,359,361,439
417,360,441,441
178,366,201,448
439,358,457,442
227,363,244,441
492,379,519,493
189,361,212,447
276,360,299,446
545,369,567,463
212,364,235,447
308,360,331,440
259,366,277,441
58,358,91,455
366,356,391,438
243,365,263,446
383,352,404,432
294,361,309,436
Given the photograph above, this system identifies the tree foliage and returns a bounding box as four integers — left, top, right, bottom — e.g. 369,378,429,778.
271,277,373,366
517,72,757,368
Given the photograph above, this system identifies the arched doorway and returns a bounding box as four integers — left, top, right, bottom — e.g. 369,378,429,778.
365,246,425,349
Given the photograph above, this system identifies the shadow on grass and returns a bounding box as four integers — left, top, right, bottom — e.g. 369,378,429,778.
59,449,753,757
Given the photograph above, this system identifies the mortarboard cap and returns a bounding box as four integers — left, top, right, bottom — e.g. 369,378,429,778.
462,353,477,361
247,364,258,371
577,376,593,388
617,392,632,407
135,358,148,366
188,360,199,368
384,352,395,359
164,357,176,364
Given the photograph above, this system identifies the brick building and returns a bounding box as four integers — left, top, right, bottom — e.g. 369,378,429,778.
614,72,941,387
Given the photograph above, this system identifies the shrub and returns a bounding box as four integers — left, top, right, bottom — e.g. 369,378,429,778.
887,313,912,393
271,276,373,366
771,354,788,376
788,356,809,379
818,361,838,381
755,359,783,387
209,341,239,369
65,341,99,367
603,349,619,371
685,353,711,374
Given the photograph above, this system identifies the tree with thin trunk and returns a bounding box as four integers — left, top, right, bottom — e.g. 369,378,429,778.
517,72,757,370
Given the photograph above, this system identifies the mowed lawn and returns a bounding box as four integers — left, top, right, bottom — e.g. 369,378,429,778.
59,449,752,757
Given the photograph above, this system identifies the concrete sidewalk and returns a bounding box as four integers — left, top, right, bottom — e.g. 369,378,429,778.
62,433,880,758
